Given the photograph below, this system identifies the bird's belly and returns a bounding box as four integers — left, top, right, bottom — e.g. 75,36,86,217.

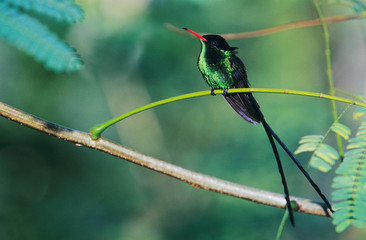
200,67,234,89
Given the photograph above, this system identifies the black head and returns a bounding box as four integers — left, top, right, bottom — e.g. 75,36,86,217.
202,34,237,51
183,28,237,52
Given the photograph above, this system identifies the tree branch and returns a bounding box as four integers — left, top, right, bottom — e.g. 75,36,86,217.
0,101,332,217
166,12,366,39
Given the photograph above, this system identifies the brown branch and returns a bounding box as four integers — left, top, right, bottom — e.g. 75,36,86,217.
0,101,332,217
166,12,366,39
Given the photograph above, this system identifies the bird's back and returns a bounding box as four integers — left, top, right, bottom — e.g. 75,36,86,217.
198,50,263,125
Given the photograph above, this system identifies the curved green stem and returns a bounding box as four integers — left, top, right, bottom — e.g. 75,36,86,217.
89,90,211,140
314,0,344,158
89,88,366,140
275,209,289,240
276,201,299,239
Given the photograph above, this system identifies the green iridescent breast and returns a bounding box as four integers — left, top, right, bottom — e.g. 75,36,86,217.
197,44,235,89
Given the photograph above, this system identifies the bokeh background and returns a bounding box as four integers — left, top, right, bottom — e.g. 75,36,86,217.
1,0,366,239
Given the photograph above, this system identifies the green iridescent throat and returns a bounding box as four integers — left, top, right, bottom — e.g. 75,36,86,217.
198,41,235,89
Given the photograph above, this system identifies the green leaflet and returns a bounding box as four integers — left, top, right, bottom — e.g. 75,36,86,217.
330,123,351,140
295,134,340,172
294,135,323,154
309,155,332,172
3,0,84,23
297,135,324,144
331,120,366,232
0,2,83,72
354,106,366,120
295,103,354,172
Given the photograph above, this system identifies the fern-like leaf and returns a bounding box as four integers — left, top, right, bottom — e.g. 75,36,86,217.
3,0,84,23
310,143,339,172
332,119,366,232
294,135,323,154
295,134,339,172
0,3,83,72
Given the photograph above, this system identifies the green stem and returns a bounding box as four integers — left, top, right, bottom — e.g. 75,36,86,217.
313,0,344,159
275,201,299,240
333,88,366,102
275,209,289,240
89,88,366,140
89,90,211,140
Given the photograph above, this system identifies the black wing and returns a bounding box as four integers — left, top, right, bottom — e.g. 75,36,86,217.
223,54,263,125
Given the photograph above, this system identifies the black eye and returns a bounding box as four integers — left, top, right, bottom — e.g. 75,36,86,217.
211,41,218,47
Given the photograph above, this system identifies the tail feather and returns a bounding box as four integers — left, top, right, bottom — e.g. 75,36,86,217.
264,121,334,212
262,120,295,226
224,92,333,226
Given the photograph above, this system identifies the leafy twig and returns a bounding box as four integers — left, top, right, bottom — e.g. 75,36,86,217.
295,105,352,172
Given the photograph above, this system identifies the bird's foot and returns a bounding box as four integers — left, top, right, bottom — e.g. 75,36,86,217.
223,89,229,96
210,89,216,96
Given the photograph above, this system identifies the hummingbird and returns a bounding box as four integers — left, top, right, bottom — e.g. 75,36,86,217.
183,28,333,226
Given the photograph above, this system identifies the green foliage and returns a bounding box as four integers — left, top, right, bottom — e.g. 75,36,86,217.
3,0,84,23
332,119,366,232
294,121,351,172
0,1,83,72
331,123,351,140
346,0,366,13
354,106,366,120
324,0,366,13
296,107,366,232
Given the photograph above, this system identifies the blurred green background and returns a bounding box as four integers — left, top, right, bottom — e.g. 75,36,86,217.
1,0,366,239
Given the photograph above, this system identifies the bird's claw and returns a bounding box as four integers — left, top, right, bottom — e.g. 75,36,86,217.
210,89,216,96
